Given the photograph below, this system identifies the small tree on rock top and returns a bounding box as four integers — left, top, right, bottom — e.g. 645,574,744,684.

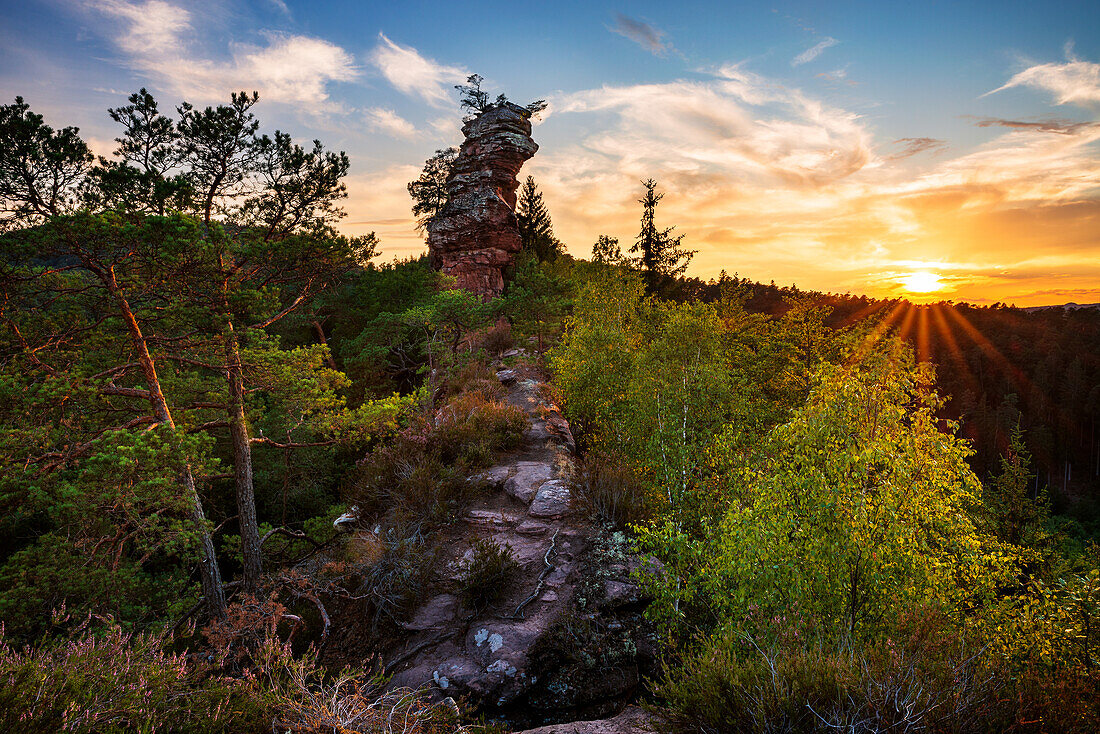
454,74,547,120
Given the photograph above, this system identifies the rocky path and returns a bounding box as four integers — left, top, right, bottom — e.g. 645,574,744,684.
368,358,660,731
385,363,589,707
512,706,661,734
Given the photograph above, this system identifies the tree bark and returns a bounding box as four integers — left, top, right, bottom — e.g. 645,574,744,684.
101,264,227,618
224,317,262,591
312,320,338,370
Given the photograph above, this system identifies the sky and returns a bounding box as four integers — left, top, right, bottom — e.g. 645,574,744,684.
2,0,1099,306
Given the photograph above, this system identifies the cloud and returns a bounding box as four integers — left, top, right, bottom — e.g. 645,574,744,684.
368,33,467,107
816,66,856,85
973,117,1097,134
94,0,189,57
89,1,357,109
557,70,872,188
363,107,417,139
608,14,674,57
264,0,291,17
985,57,1100,108
792,37,838,67
526,58,1100,306
889,137,948,159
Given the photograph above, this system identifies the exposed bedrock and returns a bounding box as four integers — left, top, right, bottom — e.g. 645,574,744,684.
427,103,538,297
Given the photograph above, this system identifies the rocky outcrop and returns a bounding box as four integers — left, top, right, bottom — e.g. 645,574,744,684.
426,103,538,298
512,706,662,734
379,362,659,729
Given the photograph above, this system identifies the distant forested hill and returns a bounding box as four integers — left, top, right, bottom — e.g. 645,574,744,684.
676,273,1100,533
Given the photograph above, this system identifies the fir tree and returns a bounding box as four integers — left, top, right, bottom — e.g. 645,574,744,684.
516,176,561,262
629,179,694,294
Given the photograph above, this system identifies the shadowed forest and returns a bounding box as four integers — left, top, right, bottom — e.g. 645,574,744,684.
2,82,1100,734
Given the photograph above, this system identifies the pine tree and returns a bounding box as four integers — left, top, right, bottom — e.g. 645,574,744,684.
407,147,457,233
629,179,694,294
986,423,1049,549
516,176,561,262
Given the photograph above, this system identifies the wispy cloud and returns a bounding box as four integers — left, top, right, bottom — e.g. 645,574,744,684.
973,116,1097,134
984,55,1100,107
368,33,467,107
89,0,357,109
816,66,856,85
263,0,291,17
792,37,838,67
608,14,674,57
889,137,948,159
94,0,189,57
558,68,872,188
363,107,416,139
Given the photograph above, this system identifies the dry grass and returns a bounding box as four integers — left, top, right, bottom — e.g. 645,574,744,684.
571,450,649,528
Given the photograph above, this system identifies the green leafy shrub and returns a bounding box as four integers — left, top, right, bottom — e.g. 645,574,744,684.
458,538,520,610
979,569,1100,732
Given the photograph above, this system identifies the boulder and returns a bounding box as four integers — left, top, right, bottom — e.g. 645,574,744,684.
402,594,458,631
512,706,661,734
529,480,572,518
477,465,513,488
505,462,554,503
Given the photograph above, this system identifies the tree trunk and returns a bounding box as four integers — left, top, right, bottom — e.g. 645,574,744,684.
312,320,338,370
224,317,262,591
103,265,227,618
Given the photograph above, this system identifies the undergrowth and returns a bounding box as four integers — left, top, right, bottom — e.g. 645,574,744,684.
571,450,649,528
458,538,521,610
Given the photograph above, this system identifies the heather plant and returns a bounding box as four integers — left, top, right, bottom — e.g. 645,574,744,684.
0,619,263,733
458,538,521,610
431,391,527,469
571,450,650,528
353,529,438,630
656,615,1003,734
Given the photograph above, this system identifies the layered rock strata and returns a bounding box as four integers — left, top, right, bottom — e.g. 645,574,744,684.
427,103,538,297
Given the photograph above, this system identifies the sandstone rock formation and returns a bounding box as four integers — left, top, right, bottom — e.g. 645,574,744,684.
427,103,538,298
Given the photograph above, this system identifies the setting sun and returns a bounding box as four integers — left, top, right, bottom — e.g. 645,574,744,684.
901,271,944,294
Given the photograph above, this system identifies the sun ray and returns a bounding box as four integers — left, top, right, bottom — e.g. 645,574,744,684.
942,305,1035,398
896,302,918,347
916,305,932,363
847,300,908,365
929,303,975,393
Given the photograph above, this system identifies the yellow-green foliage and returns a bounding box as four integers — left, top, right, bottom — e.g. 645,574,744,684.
552,263,1100,729
687,347,1017,638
